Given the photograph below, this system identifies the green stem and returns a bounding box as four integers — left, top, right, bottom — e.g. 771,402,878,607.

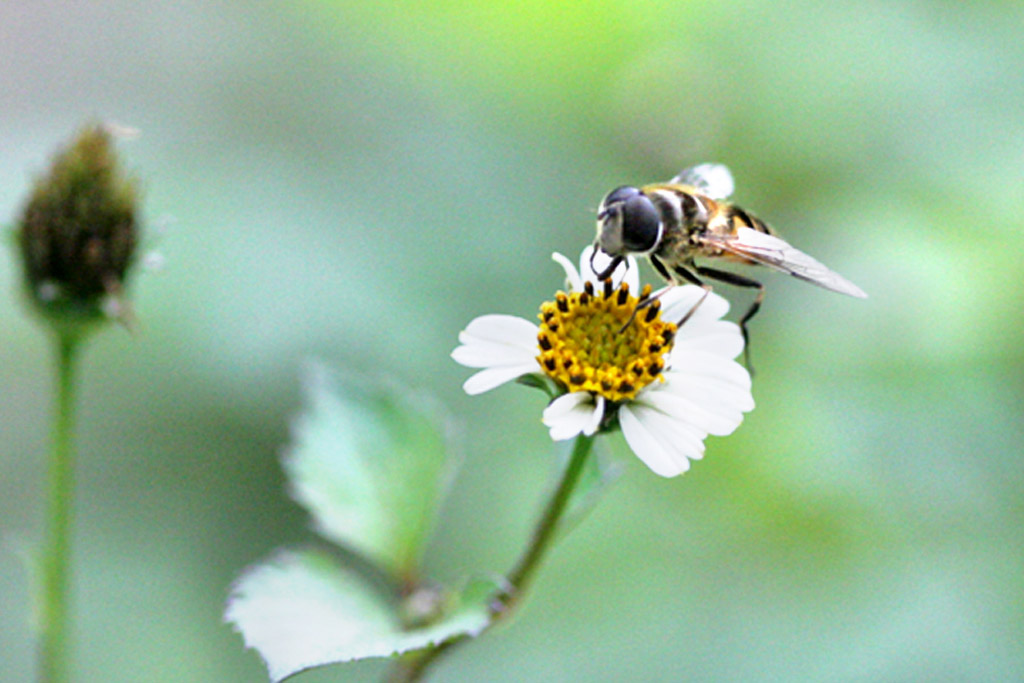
385,638,461,683
38,333,82,683
387,434,595,682
501,434,594,607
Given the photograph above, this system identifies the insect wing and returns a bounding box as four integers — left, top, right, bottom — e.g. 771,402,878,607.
705,227,867,298
669,163,735,200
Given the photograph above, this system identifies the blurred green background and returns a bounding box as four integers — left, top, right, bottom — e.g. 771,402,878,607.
2,1,1022,680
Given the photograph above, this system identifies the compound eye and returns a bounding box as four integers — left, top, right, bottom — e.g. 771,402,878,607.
600,186,641,214
620,195,661,252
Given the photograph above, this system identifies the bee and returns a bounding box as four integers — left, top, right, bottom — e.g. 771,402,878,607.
593,163,867,362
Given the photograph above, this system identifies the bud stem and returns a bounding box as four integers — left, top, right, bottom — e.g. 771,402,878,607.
38,332,83,683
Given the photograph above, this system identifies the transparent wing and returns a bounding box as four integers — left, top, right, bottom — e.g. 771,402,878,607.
702,227,867,298
669,163,735,200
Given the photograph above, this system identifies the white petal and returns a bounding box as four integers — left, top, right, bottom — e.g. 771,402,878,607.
453,315,540,374
628,399,708,454
662,361,754,400
652,284,696,311
660,287,730,326
543,391,589,419
640,405,708,460
462,363,540,395
672,321,745,359
584,395,605,436
664,350,753,390
662,368,756,413
451,340,538,368
542,392,603,441
640,384,745,436
579,245,639,292
460,315,538,347
551,252,583,292
619,404,692,477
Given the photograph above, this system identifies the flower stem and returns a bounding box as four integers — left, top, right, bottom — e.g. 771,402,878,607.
38,332,82,683
501,434,594,608
387,434,594,682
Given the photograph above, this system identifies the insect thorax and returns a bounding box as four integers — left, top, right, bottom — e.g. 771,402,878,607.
643,186,706,266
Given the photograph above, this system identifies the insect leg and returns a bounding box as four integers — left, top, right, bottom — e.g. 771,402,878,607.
649,254,673,284
616,256,669,332
671,263,704,287
590,248,625,282
692,265,764,370
668,264,714,328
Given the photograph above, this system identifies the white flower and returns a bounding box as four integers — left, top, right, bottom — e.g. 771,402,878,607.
451,247,754,477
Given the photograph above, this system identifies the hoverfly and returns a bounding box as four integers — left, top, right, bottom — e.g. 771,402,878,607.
593,163,866,363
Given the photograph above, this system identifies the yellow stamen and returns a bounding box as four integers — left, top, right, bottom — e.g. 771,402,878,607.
536,280,676,402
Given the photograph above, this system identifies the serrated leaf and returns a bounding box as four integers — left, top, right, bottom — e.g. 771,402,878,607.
283,361,457,580
225,549,496,682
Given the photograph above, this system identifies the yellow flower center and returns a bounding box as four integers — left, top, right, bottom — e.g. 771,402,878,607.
536,280,677,402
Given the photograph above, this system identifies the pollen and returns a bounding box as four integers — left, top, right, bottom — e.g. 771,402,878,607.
536,281,677,403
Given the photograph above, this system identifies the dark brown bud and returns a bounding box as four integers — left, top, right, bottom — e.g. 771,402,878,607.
17,124,139,327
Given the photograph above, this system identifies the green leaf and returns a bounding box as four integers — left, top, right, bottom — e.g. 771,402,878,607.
225,548,496,682
515,373,557,398
283,361,458,581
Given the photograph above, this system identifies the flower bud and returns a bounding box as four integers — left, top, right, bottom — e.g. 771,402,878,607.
17,124,139,330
